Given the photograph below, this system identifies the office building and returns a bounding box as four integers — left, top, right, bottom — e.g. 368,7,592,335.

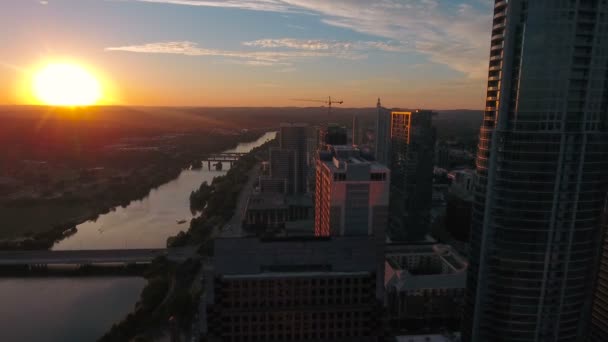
375,98,391,165
385,244,466,334
464,1,608,341
279,123,308,194
590,197,608,341
389,110,436,241
269,147,292,190
207,236,381,342
314,145,390,239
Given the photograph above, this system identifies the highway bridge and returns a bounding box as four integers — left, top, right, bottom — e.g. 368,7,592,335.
202,152,247,170
0,246,197,267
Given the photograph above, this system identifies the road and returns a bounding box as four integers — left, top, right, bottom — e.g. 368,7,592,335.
220,163,260,238
187,163,261,340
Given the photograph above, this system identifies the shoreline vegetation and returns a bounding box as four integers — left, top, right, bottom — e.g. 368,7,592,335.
99,256,201,342
170,136,276,249
99,134,276,341
0,131,264,251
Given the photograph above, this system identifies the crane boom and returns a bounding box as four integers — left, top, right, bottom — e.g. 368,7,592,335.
291,96,343,115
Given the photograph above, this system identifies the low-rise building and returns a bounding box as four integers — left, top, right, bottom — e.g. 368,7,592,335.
384,244,467,334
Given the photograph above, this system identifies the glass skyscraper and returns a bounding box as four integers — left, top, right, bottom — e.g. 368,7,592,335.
464,1,608,341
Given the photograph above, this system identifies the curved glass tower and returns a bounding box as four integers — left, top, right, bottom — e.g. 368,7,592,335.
464,1,608,341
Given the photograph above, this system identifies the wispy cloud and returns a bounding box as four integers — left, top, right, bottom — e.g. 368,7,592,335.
105,41,365,65
130,0,492,78
134,0,298,13
242,38,406,52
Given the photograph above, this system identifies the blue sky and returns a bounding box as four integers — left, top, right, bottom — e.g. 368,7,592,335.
0,0,494,108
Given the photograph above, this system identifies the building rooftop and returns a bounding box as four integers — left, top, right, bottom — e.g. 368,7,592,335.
319,145,389,175
246,192,288,211
385,244,467,290
214,236,377,276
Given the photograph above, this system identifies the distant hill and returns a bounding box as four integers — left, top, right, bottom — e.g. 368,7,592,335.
0,106,483,158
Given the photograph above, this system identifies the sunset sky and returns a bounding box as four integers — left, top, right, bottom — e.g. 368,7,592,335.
1,0,494,109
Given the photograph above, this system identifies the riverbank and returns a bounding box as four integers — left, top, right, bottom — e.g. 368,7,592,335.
101,134,277,341
0,131,265,251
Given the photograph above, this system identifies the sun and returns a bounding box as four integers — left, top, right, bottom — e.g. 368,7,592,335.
32,63,101,106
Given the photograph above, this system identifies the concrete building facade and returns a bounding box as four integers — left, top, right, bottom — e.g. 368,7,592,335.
385,244,467,334
314,145,390,239
208,237,382,342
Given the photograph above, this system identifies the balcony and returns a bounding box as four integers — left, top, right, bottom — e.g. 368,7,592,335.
487,96,498,101
493,21,506,30
488,76,501,81
490,54,503,61
489,65,502,72
491,43,504,51
488,86,499,91
495,0,507,9
494,11,506,20
491,34,504,42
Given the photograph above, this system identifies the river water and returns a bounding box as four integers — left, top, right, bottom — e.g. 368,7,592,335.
53,131,276,250
0,132,275,342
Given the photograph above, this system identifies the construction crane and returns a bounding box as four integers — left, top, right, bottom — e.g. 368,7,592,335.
291,96,343,116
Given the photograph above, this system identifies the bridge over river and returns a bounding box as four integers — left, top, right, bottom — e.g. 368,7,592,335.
0,246,197,267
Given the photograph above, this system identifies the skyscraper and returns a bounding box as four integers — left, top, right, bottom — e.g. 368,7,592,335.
279,123,309,194
375,98,391,165
464,1,608,341
389,110,435,241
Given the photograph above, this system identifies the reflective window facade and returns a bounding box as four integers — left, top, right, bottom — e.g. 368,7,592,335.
464,1,608,341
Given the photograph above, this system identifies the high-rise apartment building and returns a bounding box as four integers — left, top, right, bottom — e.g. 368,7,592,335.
464,1,608,341
375,98,391,165
590,196,608,341
389,110,435,241
314,145,390,239
279,123,309,194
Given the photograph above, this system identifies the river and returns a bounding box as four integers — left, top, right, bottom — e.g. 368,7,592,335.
53,131,276,250
0,132,276,342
